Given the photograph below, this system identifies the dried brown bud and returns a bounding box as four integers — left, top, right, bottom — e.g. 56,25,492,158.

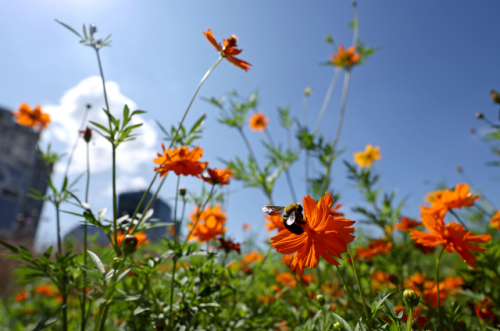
80,126,92,143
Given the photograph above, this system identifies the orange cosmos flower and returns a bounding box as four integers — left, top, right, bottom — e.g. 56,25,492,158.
265,214,285,232
420,183,478,217
13,103,51,131
329,202,344,218
276,272,297,289
242,223,251,231
199,167,234,185
187,205,226,243
217,237,241,254
270,192,356,275
355,239,392,260
410,212,491,268
242,251,264,264
353,144,381,168
395,217,422,232
475,297,499,325
299,274,316,286
424,190,443,203
153,143,208,177
203,28,252,71
421,276,463,307
15,291,28,302
331,45,360,68
249,111,269,132
489,211,500,229
112,230,149,248
281,254,293,267
34,284,56,297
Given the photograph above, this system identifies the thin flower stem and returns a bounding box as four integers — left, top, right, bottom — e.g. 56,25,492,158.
237,126,260,170
168,259,178,330
132,56,222,230
131,173,159,233
449,209,467,228
263,126,297,202
436,246,445,331
183,185,216,245
314,68,341,133
302,93,311,194
63,105,91,180
55,204,62,254
81,142,90,331
334,264,365,321
347,246,372,329
332,70,352,152
172,176,181,243
352,2,359,46
407,307,413,331
176,197,187,243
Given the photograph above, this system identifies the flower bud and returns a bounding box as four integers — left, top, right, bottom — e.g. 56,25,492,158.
179,187,187,197
316,294,325,306
402,289,420,308
469,128,476,134
475,112,484,119
304,87,312,96
80,127,92,143
333,322,344,331
491,90,500,104
122,234,139,255
455,165,463,173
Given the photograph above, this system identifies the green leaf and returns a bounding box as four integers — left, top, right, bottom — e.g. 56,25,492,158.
87,250,105,274
134,306,150,315
54,19,83,38
0,240,19,254
332,313,353,331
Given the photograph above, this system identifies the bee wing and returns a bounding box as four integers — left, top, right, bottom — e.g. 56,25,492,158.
262,206,285,216
285,212,296,226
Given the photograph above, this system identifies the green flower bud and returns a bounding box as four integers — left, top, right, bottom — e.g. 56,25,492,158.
179,187,187,197
475,112,484,119
304,87,312,96
333,322,344,331
491,90,500,104
402,289,420,308
316,294,325,306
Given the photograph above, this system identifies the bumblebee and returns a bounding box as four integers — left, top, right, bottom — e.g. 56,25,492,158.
261,203,306,235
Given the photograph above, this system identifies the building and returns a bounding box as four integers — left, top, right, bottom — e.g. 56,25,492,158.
69,190,174,245
0,106,50,243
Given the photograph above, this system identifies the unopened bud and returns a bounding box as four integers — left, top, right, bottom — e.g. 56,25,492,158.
179,187,186,197
89,24,97,36
86,103,92,109
304,87,312,96
316,294,325,306
325,34,333,45
351,1,357,7
80,127,92,143
333,322,344,331
469,128,476,134
491,90,500,104
455,165,463,173
122,234,139,255
402,289,420,308
476,112,484,119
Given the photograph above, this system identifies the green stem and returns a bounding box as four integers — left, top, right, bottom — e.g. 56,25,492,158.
168,259,178,330
176,197,187,243
334,264,365,320
172,176,181,243
407,307,413,331
314,68,341,133
348,246,372,329
237,126,260,170
63,104,91,180
332,70,352,152
131,173,158,233
81,142,91,331
436,246,445,331
55,204,62,254
449,209,467,228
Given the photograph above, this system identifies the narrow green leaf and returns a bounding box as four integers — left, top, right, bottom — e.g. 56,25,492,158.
87,250,105,274
54,19,83,38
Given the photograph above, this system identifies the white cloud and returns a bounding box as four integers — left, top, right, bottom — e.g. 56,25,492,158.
42,76,158,175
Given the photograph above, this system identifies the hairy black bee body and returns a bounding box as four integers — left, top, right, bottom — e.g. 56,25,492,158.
283,203,305,235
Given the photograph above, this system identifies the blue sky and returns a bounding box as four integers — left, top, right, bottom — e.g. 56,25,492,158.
1,1,500,249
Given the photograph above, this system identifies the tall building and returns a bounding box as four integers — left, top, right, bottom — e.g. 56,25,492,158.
0,106,50,243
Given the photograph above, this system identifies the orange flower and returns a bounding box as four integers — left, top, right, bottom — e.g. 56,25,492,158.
34,284,56,297
424,190,443,203
199,167,234,185
331,45,360,68
281,254,293,266
217,237,241,254
299,274,315,286
395,217,421,232
15,291,28,302
112,230,149,248
249,111,269,132
353,144,381,168
13,103,51,131
406,272,427,293
276,272,297,289
270,192,356,275
203,28,252,71
371,270,392,291
475,297,499,324
355,239,392,260
394,305,428,327
242,223,251,231
420,183,478,217
489,211,500,229
265,214,285,232
410,212,491,268
187,205,226,243
329,202,344,218
421,276,463,307
242,251,264,264
153,144,208,177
